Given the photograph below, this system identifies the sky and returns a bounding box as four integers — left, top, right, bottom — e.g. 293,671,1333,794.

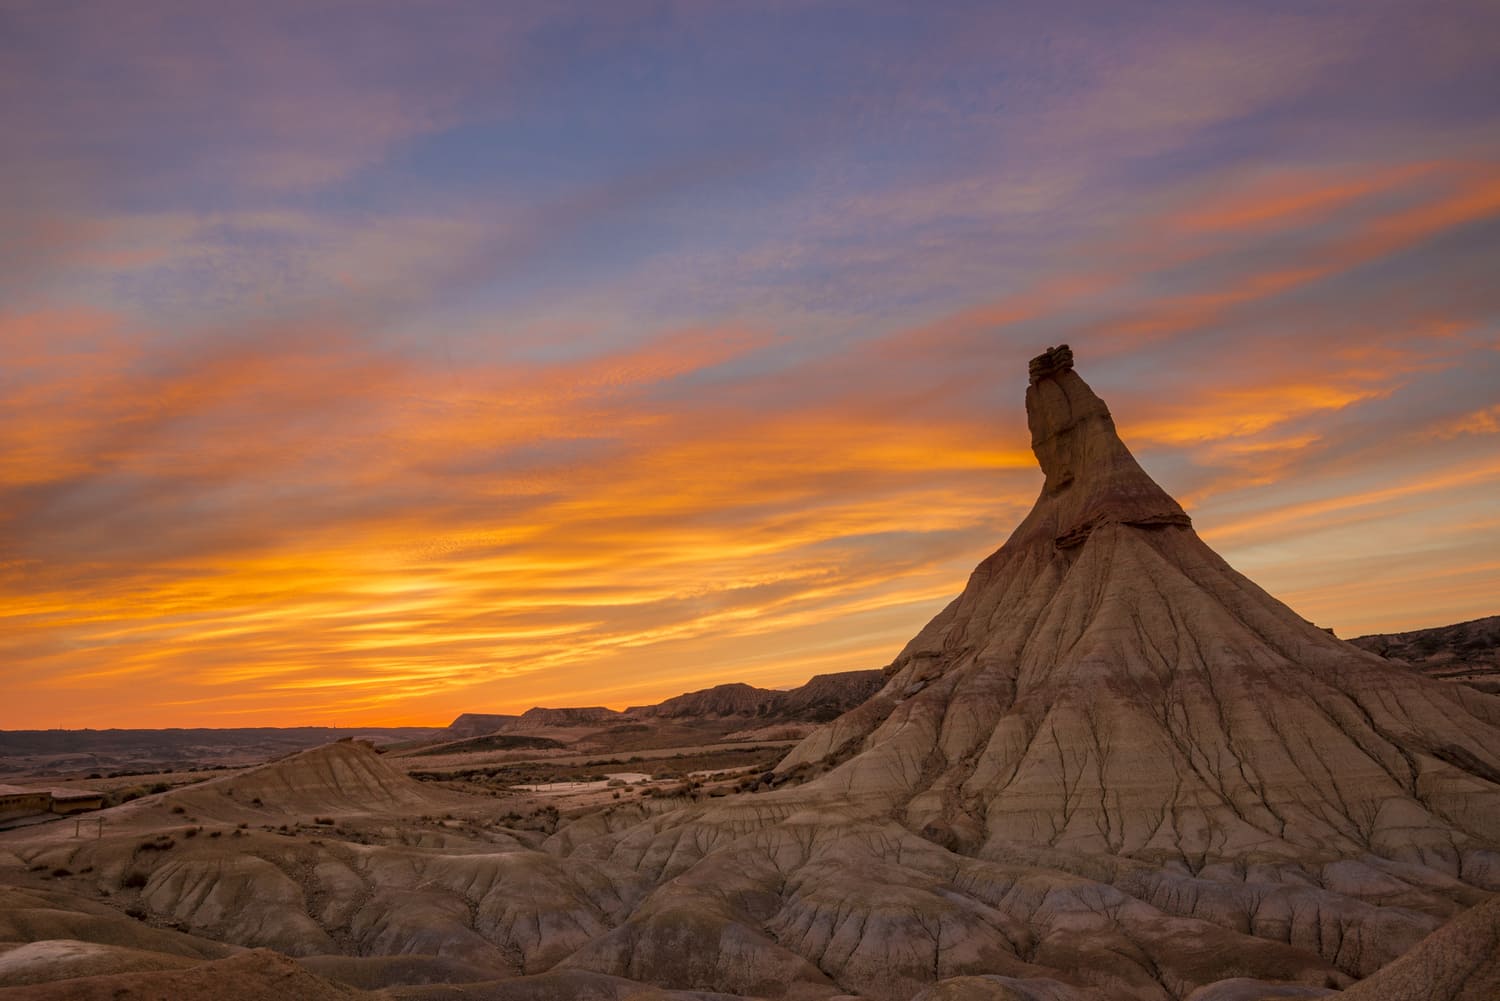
3,1,1499,729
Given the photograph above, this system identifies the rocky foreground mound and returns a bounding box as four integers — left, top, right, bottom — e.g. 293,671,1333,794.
3,347,1497,1000
147,739,476,823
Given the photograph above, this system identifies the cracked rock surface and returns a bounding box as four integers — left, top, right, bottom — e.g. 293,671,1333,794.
550,350,1500,999
2,348,1496,1000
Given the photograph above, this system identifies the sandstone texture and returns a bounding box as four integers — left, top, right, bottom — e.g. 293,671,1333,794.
547,348,1500,998
2,347,1496,999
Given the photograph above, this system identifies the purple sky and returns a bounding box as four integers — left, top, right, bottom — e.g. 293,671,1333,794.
3,1,1499,726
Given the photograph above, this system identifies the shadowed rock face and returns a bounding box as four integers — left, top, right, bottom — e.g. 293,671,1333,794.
514,706,623,728
1338,893,1500,1000
632,683,784,719
780,670,885,719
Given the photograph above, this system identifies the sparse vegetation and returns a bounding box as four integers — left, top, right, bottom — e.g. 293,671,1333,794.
410,733,565,756
409,746,780,787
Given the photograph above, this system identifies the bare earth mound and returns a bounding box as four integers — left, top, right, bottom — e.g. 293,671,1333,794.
129,739,480,826
0,949,364,1000
1338,893,1500,1000
2,347,1496,999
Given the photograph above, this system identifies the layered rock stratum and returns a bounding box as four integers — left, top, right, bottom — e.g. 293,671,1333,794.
2,347,1497,1000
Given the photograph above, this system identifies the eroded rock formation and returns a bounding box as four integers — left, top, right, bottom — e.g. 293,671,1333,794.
3,348,1497,1000
551,347,1500,999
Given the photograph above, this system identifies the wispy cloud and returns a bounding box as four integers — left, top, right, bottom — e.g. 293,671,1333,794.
3,1,1498,726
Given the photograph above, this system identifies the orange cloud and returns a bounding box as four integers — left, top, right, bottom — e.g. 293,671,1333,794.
1433,404,1500,438
1081,161,1500,355
1169,162,1439,234
1200,457,1500,547
0,312,1040,727
6,154,1500,729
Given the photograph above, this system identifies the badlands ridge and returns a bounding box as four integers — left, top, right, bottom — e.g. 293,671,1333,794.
2,347,1498,1000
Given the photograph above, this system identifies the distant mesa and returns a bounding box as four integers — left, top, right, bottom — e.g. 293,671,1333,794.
630,671,884,722
778,670,884,719
513,706,621,728
1351,613,1500,695
443,713,519,739
442,669,885,739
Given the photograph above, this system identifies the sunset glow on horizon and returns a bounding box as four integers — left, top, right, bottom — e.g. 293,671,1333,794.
4,2,1499,728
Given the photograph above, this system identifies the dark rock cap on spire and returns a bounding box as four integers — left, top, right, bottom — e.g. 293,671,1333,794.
1027,343,1074,385
1017,345,1190,548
